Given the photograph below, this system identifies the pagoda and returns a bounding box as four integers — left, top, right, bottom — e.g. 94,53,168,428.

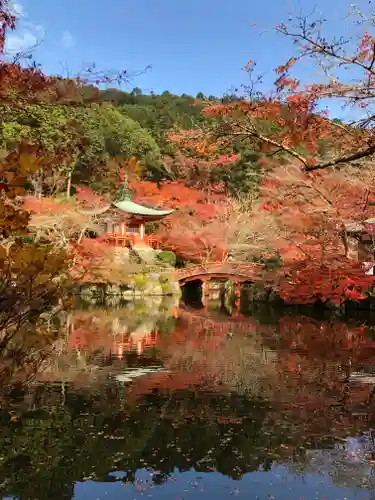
98,180,174,249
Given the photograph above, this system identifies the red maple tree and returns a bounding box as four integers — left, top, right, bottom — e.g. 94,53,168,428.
255,161,375,303
128,179,232,261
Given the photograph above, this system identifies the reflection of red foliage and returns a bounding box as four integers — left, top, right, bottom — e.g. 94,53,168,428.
255,315,375,432
68,311,109,350
68,304,375,434
158,318,227,357
121,317,232,406
129,369,219,395
276,316,375,361
123,368,224,408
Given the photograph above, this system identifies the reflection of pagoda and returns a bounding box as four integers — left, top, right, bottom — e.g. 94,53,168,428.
68,315,159,359
113,330,159,357
97,179,173,249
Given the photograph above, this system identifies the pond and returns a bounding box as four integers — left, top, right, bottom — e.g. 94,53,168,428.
1,295,375,499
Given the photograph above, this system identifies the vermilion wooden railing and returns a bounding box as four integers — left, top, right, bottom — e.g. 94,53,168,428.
103,233,160,249
103,233,135,247
146,235,160,249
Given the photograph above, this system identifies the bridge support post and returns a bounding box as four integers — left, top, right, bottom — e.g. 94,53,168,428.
201,278,209,311
234,280,241,317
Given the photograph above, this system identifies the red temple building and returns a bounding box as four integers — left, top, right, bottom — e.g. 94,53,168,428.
97,181,174,249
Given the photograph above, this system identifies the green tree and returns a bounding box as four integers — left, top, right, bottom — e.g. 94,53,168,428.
80,104,160,166
0,102,161,191
0,103,82,153
131,87,143,97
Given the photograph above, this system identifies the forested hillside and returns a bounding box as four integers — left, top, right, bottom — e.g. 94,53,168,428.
0,86,264,267
97,87,262,196
0,86,261,196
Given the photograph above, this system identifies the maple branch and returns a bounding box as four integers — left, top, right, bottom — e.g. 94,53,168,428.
269,148,284,157
305,143,375,171
225,114,375,171
362,189,371,215
228,121,310,166
368,42,375,74
276,14,375,76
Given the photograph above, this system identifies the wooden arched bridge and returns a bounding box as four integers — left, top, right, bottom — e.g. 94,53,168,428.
174,262,264,286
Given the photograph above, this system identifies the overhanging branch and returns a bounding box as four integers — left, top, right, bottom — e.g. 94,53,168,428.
229,122,375,171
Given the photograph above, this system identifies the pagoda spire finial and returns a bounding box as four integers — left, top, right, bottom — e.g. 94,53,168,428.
115,172,132,202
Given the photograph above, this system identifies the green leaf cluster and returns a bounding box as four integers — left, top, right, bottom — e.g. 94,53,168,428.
0,102,161,173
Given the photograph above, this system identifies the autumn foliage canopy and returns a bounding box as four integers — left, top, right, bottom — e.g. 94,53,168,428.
2,1,375,306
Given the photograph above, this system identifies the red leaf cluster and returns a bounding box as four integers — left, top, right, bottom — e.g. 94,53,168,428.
357,31,375,62
70,237,111,281
24,196,71,215
74,185,106,210
202,97,333,156
276,259,375,305
129,180,227,221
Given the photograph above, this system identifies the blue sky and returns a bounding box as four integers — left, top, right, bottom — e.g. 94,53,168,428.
5,0,370,102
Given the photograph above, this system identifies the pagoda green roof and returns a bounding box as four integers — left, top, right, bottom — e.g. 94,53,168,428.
113,199,174,217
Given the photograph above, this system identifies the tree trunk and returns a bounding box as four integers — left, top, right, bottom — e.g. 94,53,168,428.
66,171,72,198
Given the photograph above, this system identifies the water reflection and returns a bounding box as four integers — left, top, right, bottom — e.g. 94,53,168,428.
1,298,375,498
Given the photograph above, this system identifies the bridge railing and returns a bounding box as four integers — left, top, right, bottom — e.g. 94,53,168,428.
175,261,263,281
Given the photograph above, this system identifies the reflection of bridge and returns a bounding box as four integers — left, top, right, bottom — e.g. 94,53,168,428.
178,307,258,337
175,262,263,285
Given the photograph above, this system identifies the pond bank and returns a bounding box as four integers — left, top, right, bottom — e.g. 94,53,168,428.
184,279,375,316
78,271,375,313
78,271,181,306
